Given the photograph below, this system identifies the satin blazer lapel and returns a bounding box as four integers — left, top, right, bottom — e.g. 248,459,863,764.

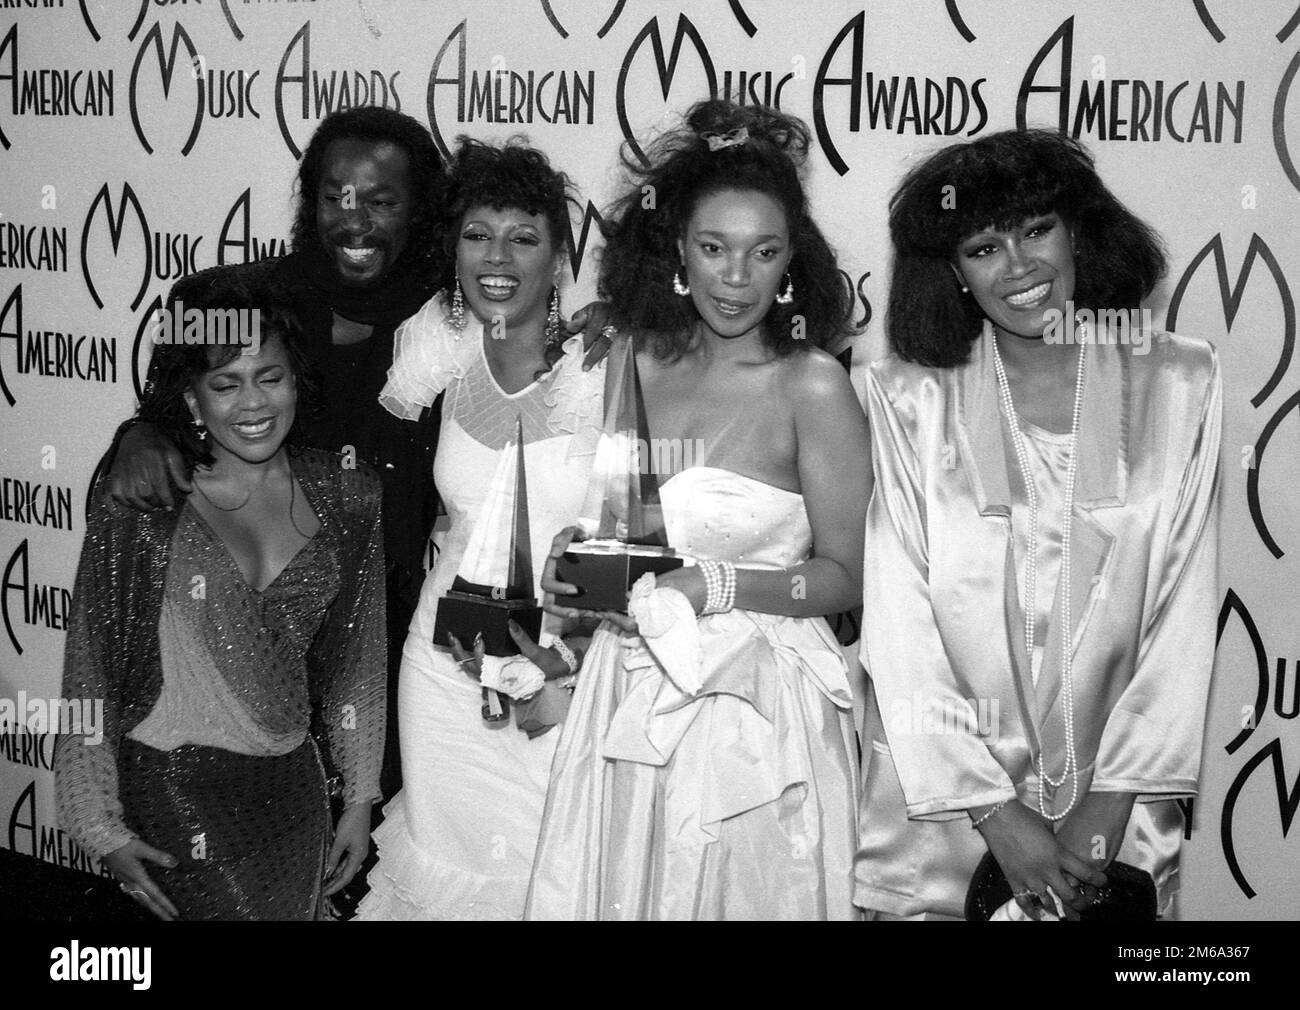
957,336,1043,737
958,333,1129,746
1036,343,1128,731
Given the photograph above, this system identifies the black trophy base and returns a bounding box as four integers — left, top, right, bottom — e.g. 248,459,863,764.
433,591,543,657
555,540,685,612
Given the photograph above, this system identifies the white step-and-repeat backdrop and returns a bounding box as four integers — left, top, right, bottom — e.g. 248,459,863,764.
0,0,1296,918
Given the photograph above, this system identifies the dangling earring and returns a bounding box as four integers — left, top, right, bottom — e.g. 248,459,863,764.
450,273,466,330
960,284,969,293
544,287,562,347
672,267,690,297
192,416,207,442
775,274,795,305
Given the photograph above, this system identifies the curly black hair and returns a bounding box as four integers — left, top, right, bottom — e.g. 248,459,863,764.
598,99,851,359
887,128,1167,368
138,269,320,473
290,107,448,280
440,135,577,289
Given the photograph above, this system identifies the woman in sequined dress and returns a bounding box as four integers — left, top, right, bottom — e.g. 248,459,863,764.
526,100,871,920
353,138,605,921
55,275,387,920
853,130,1222,920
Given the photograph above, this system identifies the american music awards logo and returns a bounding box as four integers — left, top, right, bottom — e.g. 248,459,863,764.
1,539,72,657
1166,232,1298,560
425,18,596,164
1216,590,1300,900
128,21,261,157
0,284,118,410
79,182,205,313
812,11,989,176
612,13,805,167
275,20,401,159
1017,16,1245,143
0,23,114,152
78,0,243,44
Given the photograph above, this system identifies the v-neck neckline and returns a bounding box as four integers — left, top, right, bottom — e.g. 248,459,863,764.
185,465,323,595
479,330,547,399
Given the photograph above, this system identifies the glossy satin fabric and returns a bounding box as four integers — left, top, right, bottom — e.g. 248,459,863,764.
526,467,860,920
855,328,1222,918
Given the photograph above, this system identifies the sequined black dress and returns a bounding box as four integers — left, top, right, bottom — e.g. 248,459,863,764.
54,448,387,920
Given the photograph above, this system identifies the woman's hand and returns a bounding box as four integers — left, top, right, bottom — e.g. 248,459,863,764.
1055,792,1137,877
444,626,572,683
974,800,1108,920
539,527,638,631
654,564,707,616
322,802,373,897
107,422,192,512
513,682,573,739
564,303,614,371
104,838,180,921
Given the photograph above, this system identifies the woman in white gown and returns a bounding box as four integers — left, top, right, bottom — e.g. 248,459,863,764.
355,139,603,920
527,100,871,920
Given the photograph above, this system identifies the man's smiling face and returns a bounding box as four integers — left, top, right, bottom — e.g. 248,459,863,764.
314,138,414,288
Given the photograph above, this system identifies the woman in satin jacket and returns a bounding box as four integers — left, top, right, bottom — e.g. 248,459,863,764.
854,130,1222,920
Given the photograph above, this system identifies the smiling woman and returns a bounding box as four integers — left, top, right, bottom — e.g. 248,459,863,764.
54,272,388,921
353,137,607,922
527,99,870,921
855,129,1222,921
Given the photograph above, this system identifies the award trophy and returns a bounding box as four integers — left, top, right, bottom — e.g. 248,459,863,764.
555,338,684,611
433,417,543,722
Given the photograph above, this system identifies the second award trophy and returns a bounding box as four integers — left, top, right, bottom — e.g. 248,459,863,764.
555,336,684,611
433,418,543,721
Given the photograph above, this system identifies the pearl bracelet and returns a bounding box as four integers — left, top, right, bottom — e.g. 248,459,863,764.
970,798,1011,829
550,637,579,676
699,559,737,616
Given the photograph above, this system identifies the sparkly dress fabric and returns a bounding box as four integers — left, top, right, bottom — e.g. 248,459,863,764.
525,467,861,920
55,449,387,920
354,294,603,921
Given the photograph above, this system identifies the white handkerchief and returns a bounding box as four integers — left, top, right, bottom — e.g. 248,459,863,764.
478,655,546,700
627,573,702,695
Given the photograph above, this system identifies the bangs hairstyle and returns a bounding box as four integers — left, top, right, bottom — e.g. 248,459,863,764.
137,270,320,473
599,99,851,359
440,135,577,291
887,128,1167,368
291,106,448,279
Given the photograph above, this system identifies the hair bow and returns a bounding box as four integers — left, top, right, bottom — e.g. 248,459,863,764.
700,126,748,152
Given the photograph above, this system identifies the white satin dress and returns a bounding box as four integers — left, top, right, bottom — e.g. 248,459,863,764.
525,466,861,920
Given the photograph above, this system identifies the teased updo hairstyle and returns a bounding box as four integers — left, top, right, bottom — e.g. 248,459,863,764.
291,106,448,281
439,135,579,370
137,267,320,473
439,135,577,288
599,99,851,359
887,128,1167,368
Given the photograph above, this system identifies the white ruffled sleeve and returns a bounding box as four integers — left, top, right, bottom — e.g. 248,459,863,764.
379,292,479,420
544,333,606,459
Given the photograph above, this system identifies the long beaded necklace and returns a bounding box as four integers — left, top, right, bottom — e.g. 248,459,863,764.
990,328,1087,821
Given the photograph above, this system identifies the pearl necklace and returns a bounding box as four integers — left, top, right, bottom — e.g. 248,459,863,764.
990,329,1087,821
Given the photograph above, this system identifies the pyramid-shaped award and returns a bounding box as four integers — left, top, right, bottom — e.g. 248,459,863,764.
555,338,683,611
433,417,544,659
